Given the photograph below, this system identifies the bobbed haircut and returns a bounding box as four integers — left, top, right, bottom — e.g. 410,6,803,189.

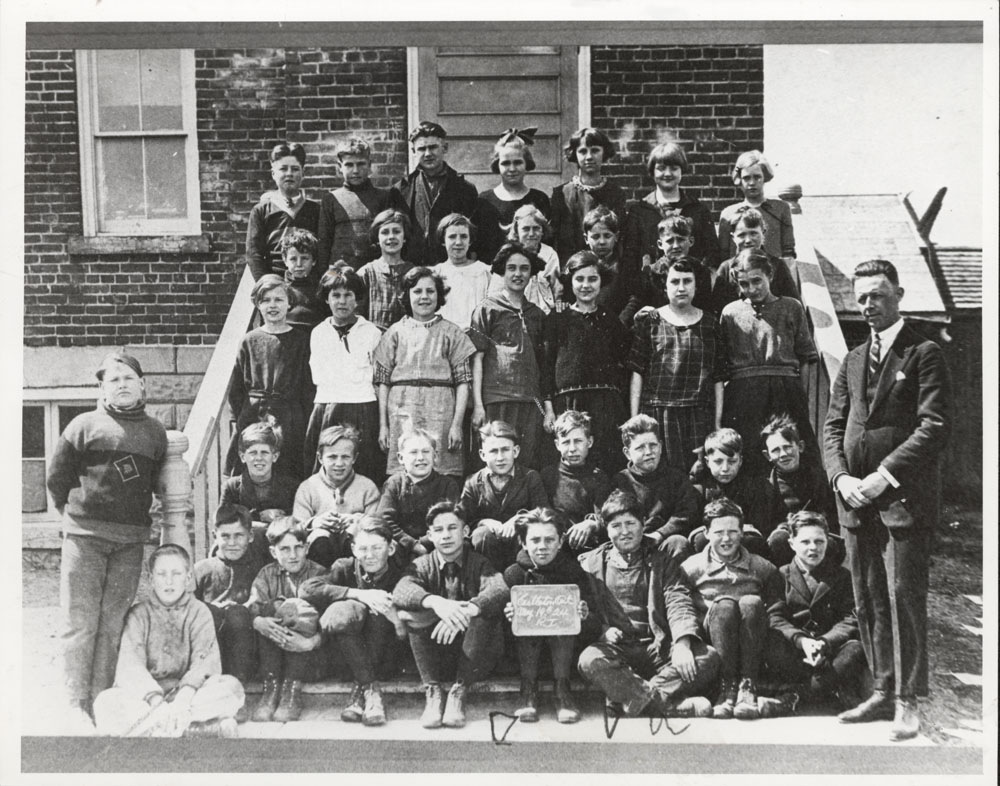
564,250,603,279
491,241,544,277
703,428,743,458
369,209,412,245
425,499,467,531
251,274,296,307
787,510,830,537
647,141,689,176
760,413,801,445
703,497,744,529
335,136,372,161
491,136,536,174
514,506,571,542
479,419,520,445
662,258,699,278
599,488,644,528
583,205,620,234
266,516,307,545
213,503,253,532
553,409,592,439
148,542,191,571
658,215,694,238
401,267,448,317
732,248,774,279
564,126,616,163
852,258,900,287
619,414,659,448
436,212,477,246
270,142,306,167
239,418,283,452
317,424,361,456
732,207,768,234
732,150,774,184
506,204,551,243
318,264,365,301
279,227,318,259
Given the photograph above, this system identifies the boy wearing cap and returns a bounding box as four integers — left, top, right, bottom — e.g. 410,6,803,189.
394,121,502,266
317,137,404,271
47,352,168,732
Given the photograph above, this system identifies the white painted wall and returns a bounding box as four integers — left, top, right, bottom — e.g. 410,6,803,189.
764,44,983,246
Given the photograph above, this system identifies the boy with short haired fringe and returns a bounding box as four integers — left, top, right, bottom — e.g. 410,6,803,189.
393,501,509,729
280,227,329,332
194,504,266,694
612,414,699,559
681,498,784,720
317,136,404,271
93,544,244,738
462,420,549,571
300,517,407,726
220,419,298,524
539,410,612,554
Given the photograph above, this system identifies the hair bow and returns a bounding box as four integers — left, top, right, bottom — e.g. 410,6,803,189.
497,127,538,146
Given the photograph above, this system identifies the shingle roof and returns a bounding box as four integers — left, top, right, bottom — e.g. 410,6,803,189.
934,247,982,311
795,194,948,321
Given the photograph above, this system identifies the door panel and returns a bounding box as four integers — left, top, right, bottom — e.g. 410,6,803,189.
417,46,578,194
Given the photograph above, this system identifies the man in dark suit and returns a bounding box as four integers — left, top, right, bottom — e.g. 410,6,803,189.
823,259,951,741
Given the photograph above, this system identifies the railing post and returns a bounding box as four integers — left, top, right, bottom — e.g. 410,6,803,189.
159,429,193,556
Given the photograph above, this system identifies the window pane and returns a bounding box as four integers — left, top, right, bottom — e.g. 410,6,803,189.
96,50,140,132
145,137,188,218
58,404,96,435
97,138,145,222
139,50,183,130
23,459,48,514
22,405,44,458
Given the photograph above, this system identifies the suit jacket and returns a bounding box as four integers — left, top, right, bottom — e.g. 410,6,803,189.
823,322,951,530
769,558,859,651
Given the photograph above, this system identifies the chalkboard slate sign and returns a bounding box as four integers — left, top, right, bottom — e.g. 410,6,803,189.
510,584,581,637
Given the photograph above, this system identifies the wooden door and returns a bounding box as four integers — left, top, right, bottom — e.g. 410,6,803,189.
417,46,578,194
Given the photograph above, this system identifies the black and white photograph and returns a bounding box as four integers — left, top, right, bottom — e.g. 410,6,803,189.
3,1,995,781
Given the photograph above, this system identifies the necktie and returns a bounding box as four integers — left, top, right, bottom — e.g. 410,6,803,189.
442,561,461,601
869,333,882,378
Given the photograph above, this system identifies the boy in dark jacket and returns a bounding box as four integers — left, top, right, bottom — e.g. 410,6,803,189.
503,508,602,723
393,501,509,729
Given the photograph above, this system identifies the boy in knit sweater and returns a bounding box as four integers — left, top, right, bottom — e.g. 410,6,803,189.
92,544,244,737
376,428,461,562
299,518,407,726
539,410,612,554
612,415,699,560
46,352,168,733
393,501,509,729
194,504,267,695
296,425,380,568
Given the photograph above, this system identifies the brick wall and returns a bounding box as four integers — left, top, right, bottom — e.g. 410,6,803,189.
23,47,410,348
591,45,765,217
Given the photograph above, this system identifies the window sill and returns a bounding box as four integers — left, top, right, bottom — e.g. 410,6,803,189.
68,235,211,256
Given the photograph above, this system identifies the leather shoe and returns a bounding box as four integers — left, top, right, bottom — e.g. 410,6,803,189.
889,697,920,741
837,690,894,723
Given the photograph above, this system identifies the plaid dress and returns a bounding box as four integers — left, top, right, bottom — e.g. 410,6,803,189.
628,308,725,470
356,259,414,331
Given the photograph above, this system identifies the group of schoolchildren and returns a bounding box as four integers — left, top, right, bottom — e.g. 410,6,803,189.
51,119,871,738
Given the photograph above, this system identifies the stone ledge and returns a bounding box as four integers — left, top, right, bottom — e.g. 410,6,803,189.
67,235,211,256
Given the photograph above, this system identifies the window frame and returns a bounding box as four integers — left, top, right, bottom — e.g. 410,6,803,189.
76,48,202,237
22,390,98,521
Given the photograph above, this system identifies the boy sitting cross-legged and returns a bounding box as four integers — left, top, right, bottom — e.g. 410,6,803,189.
295,424,380,569
539,410,612,554
194,504,267,709
376,428,461,563
246,517,328,723
393,501,509,729
503,507,602,723
93,545,244,738
577,490,717,719
299,517,407,726
681,498,785,720
612,414,700,560
463,420,550,572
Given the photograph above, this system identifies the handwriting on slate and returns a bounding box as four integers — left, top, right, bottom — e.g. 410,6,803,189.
510,584,581,637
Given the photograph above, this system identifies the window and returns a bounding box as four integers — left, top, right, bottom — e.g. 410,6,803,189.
76,49,201,236
22,399,97,518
